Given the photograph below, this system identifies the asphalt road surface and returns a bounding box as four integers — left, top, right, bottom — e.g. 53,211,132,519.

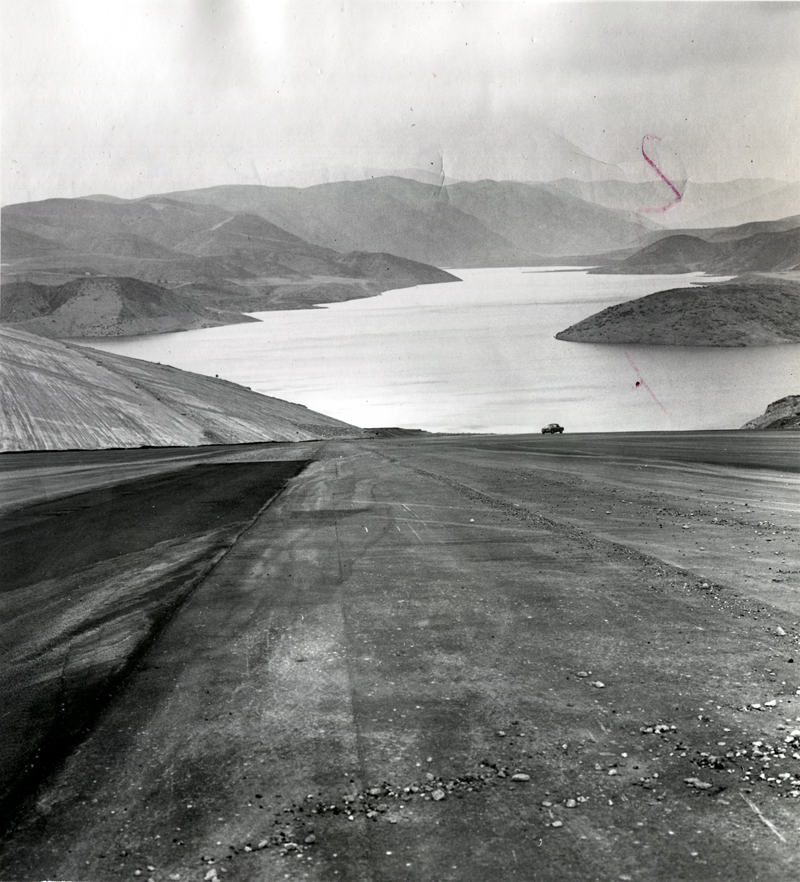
1,432,799,881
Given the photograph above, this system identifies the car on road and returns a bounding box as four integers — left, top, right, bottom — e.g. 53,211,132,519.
541,423,564,434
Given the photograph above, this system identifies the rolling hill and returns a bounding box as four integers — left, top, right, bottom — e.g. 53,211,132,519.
0,277,256,338
1,195,458,331
0,326,366,451
592,228,800,274
555,275,800,346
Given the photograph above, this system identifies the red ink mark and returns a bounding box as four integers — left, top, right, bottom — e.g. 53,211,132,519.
625,350,670,418
639,134,683,214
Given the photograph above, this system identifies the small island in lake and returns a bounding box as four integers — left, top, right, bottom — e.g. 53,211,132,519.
555,274,800,346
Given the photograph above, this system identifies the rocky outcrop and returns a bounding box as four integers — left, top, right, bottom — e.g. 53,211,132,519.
741,395,800,430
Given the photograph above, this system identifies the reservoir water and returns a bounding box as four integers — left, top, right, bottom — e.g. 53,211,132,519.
76,268,800,433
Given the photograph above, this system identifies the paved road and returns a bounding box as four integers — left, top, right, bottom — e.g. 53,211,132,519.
0,459,308,829
0,442,316,515
1,434,799,881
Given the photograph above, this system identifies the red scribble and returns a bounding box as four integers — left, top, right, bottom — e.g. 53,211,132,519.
624,350,671,418
639,134,683,214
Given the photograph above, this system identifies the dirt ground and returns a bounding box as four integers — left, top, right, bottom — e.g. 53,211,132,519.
0,432,799,881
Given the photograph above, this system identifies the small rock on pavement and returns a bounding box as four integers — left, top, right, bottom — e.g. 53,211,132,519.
576,671,589,678
565,798,577,808
777,626,787,636
432,789,446,801
204,871,218,882
551,820,563,828
304,834,317,844
684,777,712,790
511,773,530,782
592,681,605,688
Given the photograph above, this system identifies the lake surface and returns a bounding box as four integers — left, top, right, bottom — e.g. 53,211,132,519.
77,268,800,433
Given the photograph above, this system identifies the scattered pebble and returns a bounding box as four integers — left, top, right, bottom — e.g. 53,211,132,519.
551,820,563,828
511,774,530,782
777,627,787,636
592,681,605,689
684,777,712,790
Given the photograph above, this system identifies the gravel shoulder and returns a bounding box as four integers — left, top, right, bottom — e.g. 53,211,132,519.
1,433,799,881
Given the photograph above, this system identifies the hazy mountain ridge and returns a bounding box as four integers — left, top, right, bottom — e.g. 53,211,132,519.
160,179,527,266
544,178,800,229
556,275,800,346
0,326,365,451
161,176,653,264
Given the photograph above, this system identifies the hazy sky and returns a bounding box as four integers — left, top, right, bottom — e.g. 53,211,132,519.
2,1,799,205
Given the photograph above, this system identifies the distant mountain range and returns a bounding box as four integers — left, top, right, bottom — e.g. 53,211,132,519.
556,275,800,346
160,177,657,265
545,178,800,229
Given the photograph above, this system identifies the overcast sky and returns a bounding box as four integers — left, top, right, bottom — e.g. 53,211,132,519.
2,1,798,205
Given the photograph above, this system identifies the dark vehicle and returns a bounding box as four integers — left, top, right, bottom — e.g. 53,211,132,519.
541,423,564,434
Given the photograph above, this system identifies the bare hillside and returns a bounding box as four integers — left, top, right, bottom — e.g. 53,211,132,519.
556,275,800,346
0,327,365,451
592,228,800,274
1,196,459,326
0,277,256,338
